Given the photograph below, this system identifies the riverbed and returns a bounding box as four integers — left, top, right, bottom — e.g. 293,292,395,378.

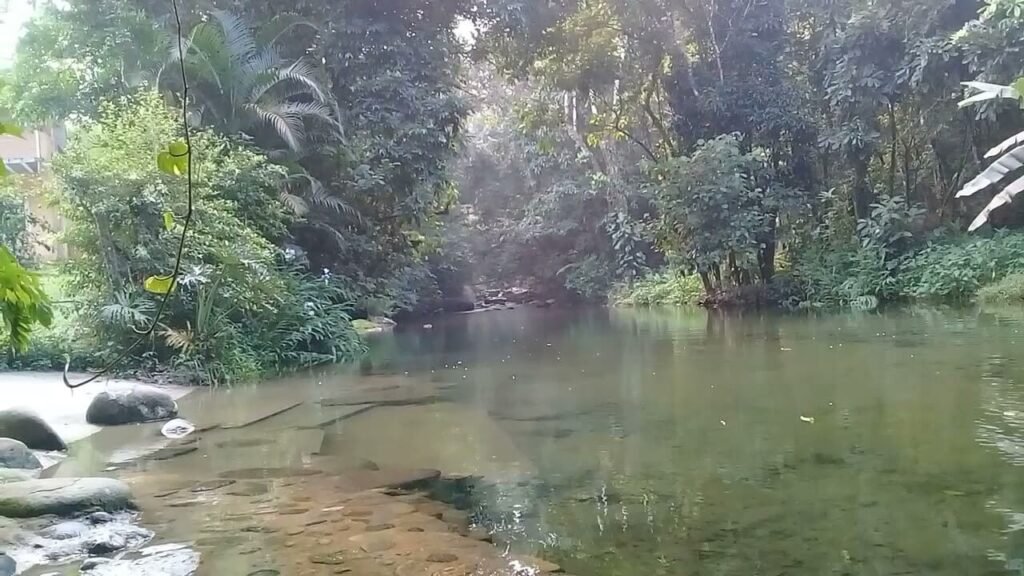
19,305,1024,575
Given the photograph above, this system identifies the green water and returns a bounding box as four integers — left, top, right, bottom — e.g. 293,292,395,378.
357,306,1024,576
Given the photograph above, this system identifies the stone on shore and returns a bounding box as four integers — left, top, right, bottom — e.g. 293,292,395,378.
0,409,66,451
0,438,41,469
0,477,133,517
86,387,178,425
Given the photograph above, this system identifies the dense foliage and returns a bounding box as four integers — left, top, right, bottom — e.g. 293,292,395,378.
7,0,1024,379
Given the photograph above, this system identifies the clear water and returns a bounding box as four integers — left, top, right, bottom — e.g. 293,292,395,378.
41,306,1024,575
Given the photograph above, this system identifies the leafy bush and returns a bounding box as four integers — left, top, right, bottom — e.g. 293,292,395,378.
612,272,704,306
901,231,1024,300
979,272,1024,303
44,91,364,384
0,246,52,353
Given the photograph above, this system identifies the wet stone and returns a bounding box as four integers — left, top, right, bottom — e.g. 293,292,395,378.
241,525,276,533
309,552,346,565
286,527,305,536
343,507,373,517
365,523,395,532
226,482,269,496
279,507,309,515
304,519,327,526
426,552,458,563
191,479,236,493
218,467,322,480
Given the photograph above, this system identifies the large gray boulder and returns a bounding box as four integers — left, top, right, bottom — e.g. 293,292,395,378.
0,438,40,469
0,409,65,451
0,478,133,517
85,387,178,426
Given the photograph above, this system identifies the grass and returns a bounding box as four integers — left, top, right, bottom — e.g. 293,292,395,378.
611,272,704,306
978,272,1024,304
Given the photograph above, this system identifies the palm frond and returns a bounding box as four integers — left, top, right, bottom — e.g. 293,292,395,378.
98,290,155,329
968,174,1024,231
986,130,1024,159
959,81,1021,107
161,323,194,352
280,190,310,215
957,144,1024,198
250,103,306,151
239,46,282,95
278,60,330,103
257,15,318,48
210,10,256,69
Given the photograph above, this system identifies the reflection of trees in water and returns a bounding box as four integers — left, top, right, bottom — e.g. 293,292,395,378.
975,353,1024,572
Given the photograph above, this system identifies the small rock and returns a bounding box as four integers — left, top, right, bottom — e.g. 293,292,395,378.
465,526,492,542
190,479,235,493
426,552,458,563
0,409,65,450
353,534,395,553
40,520,90,540
285,527,305,536
309,552,346,565
365,523,395,532
407,527,424,532
160,418,196,439
80,557,110,571
304,519,327,526
441,509,470,528
247,571,280,576
0,438,41,469
278,507,309,515
86,532,127,554
86,387,178,425
87,511,115,524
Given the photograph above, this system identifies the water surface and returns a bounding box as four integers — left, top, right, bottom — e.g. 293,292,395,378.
48,306,1024,574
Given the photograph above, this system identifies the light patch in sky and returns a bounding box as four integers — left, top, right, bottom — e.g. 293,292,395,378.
0,0,39,68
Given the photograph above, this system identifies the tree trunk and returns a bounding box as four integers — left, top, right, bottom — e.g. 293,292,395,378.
851,152,872,221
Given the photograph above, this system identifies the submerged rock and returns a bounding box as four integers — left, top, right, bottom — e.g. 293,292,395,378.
86,387,178,425
84,544,199,576
159,418,195,439
0,477,133,517
0,409,65,451
0,553,13,576
0,438,41,469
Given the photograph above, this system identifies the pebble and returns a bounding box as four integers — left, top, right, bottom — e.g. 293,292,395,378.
365,523,395,532
427,552,458,563
278,507,310,515
305,519,327,526
309,552,346,565
191,479,236,493
286,528,305,536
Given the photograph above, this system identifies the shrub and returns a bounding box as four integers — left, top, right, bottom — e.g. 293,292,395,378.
902,231,1024,300
612,272,704,306
979,273,1024,303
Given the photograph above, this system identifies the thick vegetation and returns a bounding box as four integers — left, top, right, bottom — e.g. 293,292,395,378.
4,0,1024,380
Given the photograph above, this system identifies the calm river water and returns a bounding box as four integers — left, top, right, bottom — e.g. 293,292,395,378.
40,306,1024,575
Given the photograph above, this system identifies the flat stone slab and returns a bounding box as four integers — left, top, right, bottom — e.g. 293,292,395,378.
0,477,133,517
220,401,303,429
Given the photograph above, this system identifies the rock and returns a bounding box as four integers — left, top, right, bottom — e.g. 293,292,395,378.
0,477,133,517
0,438,40,469
0,468,34,483
160,418,195,439
0,553,13,576
87,511,115,524
426,552,458,563
190,479,235,493
80,557,110,571
310,552,346,565
40,520,90,540
86,532,128,554
85,544,199,576
85,387,178,425
0,409,65,451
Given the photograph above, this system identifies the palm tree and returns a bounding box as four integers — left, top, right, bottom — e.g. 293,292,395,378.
163,10,339,152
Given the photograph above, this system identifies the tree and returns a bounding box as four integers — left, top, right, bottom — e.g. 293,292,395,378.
164,10,339,152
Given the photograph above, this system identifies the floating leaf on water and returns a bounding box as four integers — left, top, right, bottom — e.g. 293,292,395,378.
144,275,175,295
800,416,815,424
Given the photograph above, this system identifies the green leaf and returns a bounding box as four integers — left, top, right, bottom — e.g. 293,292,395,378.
0,161,9,178
162,211,175,231
0,122,23,138
143,275,175,295
156,140,189,176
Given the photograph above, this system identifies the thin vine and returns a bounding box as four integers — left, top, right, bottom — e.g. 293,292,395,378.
63,0,193,389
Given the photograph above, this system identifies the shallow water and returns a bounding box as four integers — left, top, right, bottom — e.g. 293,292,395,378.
34,305,1024,575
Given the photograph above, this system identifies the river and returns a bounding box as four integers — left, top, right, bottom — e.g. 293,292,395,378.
31,306,1024,575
